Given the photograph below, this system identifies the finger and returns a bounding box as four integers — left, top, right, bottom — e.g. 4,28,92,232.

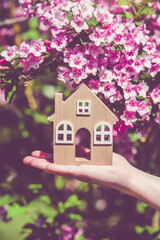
31,150,53,161
23,156,50,170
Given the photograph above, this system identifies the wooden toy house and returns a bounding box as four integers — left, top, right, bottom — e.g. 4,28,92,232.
48,83,118,165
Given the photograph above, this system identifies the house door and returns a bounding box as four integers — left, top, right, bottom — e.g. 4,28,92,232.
75,128,91,160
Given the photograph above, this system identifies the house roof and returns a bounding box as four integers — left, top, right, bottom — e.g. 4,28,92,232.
48,83,118,122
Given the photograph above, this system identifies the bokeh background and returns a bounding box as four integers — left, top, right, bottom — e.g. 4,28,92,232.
0,0,160,239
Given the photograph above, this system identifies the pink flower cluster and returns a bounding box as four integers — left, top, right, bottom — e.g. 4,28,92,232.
1,39,46,72
1,0,160,131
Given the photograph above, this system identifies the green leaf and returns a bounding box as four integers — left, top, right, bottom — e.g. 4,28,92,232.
28,184,42,190
58,202,65,213
68,213,82,220
22,30,41,41
55,176,66,190
64,194,82,209
38,195,51,205
137,51,146,57
76,236,85,240
140,6,154,15
136,6,154,18
118,0,130,6
24,109,49,124
7,203,27,218
5,84,16,103
80,39,89,45
135,225,144,234
135,21,142,26
0,195,17,206
28,17,38,29
124,11,134,19
22,130,29,138
33,112,49,124
67,11,73,21
86,16,98,26
137,201,148,213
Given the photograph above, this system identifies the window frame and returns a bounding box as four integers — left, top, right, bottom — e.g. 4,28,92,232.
56,121,74,144
77,100,91,116
94,121,112,145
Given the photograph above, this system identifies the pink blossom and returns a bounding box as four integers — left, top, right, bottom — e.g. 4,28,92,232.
143,42,157,55
20,59,30,73
125,98,140,112
57,67,71,83
120,110,137,126
150,85,160,104
85,58,98,76
102,82,116,99
1,46,19,62
69,67,88,84
132,57,145,73
0,89,6,104
114,75,129,89
155,112,160,125
71,0,94,20
61,0,76,11
124,49,138,61
107,49,120,64
122,65,136,77
0,59,7,65
138,101,151,120
71,15,88,33
103,24,115,43
19,0,32,5
110,90,123,103
85,43,104,57
94,4,114,23
44,40,51,47
63,49,75,63
89,79,101,94
36,4,69,29
99,68,113,82
135,81,149,98
20,53,44,72
148,63,160,77
69,52,88,69
114,33,125,45
19,41,30,58
61,225,74,240
30,39,46,57
89,28,106,46
51,29,67,51
0,28,14,37
123,82,137,100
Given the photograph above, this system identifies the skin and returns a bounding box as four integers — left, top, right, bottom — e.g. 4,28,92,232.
23,150,160,211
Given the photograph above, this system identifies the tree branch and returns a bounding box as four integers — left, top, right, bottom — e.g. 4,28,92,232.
0,17,28,27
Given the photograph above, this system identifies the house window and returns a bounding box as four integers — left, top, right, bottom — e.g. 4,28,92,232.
77,101,91,115
56,121,74,144
94,122,112,145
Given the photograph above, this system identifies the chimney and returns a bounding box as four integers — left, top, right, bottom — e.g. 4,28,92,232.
55,92,63,112
48,92,63,122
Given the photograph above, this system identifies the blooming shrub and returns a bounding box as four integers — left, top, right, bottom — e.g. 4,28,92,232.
0,0,160,133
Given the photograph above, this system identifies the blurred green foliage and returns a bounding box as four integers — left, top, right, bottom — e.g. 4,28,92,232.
0,0,160,239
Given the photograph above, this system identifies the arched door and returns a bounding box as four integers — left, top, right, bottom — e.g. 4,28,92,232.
75,128,91,160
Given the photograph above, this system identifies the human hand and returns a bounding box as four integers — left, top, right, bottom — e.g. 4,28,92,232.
23,150,135,195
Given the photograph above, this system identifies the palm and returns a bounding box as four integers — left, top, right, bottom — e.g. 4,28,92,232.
23,150,133,193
